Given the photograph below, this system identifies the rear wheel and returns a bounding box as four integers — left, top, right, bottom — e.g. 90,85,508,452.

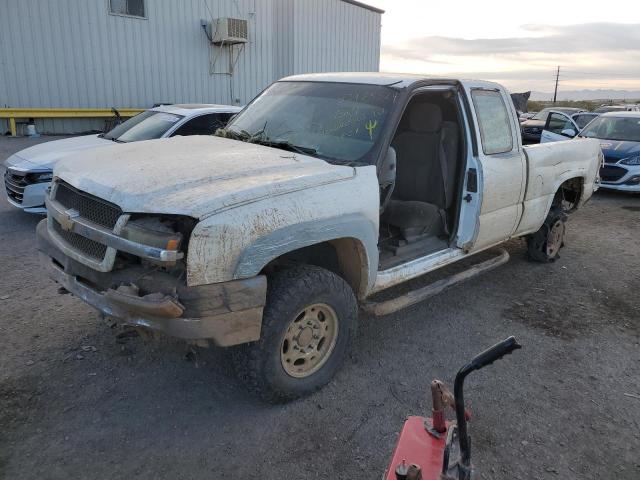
527,207,567,262
234,265,357,403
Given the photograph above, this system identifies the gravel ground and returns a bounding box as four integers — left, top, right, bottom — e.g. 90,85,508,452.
1,136,639,480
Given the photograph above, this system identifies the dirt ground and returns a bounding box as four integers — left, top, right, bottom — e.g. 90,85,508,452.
1,135,639,480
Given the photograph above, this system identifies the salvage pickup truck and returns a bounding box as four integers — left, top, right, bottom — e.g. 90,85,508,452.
37,73,602,402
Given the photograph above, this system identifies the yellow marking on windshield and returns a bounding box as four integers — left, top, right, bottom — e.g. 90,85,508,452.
365,119,378,140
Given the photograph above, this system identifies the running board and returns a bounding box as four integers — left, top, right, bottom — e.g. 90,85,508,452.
361,248,510,316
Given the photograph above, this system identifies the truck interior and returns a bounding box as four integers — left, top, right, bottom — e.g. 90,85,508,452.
378,90,465,270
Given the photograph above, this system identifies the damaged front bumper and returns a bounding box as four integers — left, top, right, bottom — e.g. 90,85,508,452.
37,220,267,346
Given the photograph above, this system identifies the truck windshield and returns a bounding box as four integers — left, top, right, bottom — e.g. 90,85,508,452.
103,110,183,143
219,81,398,165
579,116,640,142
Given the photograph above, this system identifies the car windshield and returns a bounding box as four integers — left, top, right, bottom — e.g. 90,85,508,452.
531,108,552,121
103,110,183,142
218,81,398,165
579,116,640,142
573,114,598,129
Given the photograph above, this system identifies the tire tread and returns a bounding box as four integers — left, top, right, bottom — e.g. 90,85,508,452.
233,265,357,403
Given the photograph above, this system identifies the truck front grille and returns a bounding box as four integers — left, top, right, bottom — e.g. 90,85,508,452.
54,181,122,229
52,218,109,261
4,170,29,204
49,180,123,265
600,165,627,182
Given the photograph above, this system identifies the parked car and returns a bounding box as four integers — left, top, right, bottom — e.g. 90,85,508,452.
37,73,601,402
519,111,536,122
571,112,600,130
539,110,599,144
539,110,640,192
580,112,640,192
594,104,640,114
521,107,586,143
3,104,242,213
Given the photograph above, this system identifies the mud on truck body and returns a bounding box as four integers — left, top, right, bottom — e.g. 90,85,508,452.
37,73,602,402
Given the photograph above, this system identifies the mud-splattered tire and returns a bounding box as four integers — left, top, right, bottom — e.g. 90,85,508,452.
234,265,357,403
527,207,567,263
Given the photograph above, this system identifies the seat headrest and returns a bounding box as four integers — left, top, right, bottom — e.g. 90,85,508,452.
409,103,443,133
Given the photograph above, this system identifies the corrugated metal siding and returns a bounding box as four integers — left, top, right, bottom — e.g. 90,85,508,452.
272,0,294,81
0,0,381,134
292,0,381,75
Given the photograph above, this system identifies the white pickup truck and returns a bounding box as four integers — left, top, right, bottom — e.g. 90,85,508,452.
37,73,602,402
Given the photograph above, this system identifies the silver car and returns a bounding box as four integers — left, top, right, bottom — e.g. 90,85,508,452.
3,103,241,213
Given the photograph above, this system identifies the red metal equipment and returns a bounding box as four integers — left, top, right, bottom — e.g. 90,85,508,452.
385,337,521,480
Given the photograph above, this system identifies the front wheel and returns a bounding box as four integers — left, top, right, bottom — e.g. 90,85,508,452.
234,265,358,403
526,207,567,262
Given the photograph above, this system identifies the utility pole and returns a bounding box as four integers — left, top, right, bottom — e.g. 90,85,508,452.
553,66,560,104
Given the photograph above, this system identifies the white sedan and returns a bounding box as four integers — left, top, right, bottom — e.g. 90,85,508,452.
3,103,242,213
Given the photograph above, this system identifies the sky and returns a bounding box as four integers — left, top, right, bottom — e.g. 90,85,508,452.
365,0,640,94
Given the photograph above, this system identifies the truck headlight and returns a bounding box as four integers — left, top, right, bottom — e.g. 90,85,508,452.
28,172,54,183
121,221,182,251
120,215,196,254
620,155,640,166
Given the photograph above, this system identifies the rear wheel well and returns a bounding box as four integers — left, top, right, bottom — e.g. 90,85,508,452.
553,177,583,212
261,239,368,298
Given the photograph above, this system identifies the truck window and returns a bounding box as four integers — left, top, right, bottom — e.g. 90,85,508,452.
471,90,513,155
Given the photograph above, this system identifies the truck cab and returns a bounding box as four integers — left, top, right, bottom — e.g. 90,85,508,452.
37,73,602,402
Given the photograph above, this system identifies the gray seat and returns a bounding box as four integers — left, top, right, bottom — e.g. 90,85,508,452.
381,102,459,241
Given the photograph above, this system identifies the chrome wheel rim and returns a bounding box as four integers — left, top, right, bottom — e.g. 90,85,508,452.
280,303,339,378
546,219,565,258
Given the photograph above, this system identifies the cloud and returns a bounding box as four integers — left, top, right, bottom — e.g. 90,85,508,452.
382,22,640,60
380,22,640,91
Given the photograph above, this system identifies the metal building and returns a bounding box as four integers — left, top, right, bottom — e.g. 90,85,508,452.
0,0,383,134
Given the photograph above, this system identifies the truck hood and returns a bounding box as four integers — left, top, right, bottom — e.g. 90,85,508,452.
4,134,112,171
54,136,356,219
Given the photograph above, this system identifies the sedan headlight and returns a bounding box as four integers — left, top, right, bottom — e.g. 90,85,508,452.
620,155,640,166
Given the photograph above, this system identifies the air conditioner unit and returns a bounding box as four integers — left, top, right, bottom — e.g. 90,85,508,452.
209,18,248,45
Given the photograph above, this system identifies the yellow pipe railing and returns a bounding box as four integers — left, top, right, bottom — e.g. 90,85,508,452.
0,108,145,136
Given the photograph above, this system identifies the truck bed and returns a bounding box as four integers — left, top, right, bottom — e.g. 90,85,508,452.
517,138,602,235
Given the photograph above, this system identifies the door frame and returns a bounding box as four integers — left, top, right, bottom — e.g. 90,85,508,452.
540,110,580,144
463,83,527,251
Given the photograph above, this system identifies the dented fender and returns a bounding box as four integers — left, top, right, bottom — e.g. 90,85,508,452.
185,165,380,294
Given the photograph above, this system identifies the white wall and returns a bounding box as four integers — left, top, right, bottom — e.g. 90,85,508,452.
0,0,381,134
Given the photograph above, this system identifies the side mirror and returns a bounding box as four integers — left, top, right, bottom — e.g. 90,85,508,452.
561,128,577,138
379,147,396,212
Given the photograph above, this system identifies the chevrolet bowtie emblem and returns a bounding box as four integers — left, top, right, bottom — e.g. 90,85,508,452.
59,209,80,232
